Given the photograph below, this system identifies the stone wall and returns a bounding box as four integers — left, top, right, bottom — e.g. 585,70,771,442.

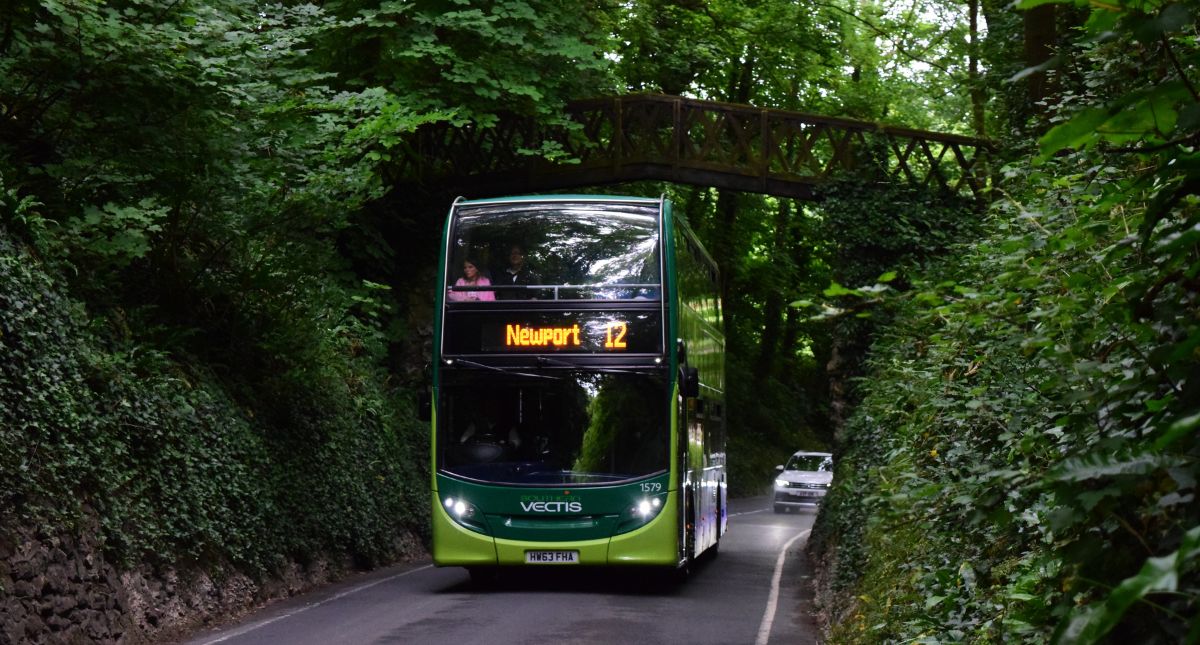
1,520,425,645
1,525,139,645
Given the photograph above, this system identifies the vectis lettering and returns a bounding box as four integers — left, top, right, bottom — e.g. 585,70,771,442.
520,500,583,513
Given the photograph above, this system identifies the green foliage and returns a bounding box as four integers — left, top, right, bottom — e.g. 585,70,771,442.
62,201,168,267
0,173,46,243
609,0,997,497
810,0,985,130
0,225,427,569
813,135,1200,644
812,4,1200,640
1056,525,1200,644
0,0,453,574
662,185,833,494
613,0,836,107
313,0,612,125
812,178,981,423
819,178,980,284
0,0,622,580
816,152,1200,637
611,0,981,132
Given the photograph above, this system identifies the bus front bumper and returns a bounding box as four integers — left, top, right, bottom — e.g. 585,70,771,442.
431,491,679,567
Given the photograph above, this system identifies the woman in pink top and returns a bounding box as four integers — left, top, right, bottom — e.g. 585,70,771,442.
449,259,495,301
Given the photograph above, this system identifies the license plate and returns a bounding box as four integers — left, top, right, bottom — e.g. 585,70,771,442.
525,550,579,564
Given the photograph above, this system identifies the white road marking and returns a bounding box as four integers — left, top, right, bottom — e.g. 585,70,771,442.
196,564,433,645
755,528,811,645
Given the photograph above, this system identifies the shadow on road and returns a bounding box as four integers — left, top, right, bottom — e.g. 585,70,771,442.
434,551,721,596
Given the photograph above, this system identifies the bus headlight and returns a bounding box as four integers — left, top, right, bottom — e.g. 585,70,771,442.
443,496,487,533
635,497,662,517
617,496,665,534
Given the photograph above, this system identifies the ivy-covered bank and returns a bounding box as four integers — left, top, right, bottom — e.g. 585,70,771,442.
810,145,1200,639
0,220,428,640
809,2,1200,641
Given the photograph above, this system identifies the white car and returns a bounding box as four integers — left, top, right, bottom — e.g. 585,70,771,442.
773,451,833,512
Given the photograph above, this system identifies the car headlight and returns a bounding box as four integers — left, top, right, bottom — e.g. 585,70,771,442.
774,479,788,488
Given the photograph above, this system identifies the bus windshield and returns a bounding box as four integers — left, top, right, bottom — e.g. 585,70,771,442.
448,201,661,300
438,369,669,485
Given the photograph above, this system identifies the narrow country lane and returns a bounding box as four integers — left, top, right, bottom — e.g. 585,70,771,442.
178,497,821,645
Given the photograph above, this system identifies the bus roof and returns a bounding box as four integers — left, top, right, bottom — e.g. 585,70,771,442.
456,194,661,207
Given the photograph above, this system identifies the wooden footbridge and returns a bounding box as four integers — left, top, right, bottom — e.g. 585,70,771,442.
397,94,992,201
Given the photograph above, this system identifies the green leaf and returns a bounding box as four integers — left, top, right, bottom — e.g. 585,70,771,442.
1009,55,1061,84
1082,7,1121,36
1037,108,1110,161
1053,450,1182,482
1133,3,1192,42
1153,412,1200,451
1011,0,1072,10
823,281,861,298
1054,526,1200,644
1176,104,1200,133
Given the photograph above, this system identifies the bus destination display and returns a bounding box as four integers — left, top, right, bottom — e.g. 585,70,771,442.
443,311,662,354
504,322,630,349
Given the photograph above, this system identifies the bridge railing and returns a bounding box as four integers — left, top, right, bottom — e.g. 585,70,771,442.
401,94,993,200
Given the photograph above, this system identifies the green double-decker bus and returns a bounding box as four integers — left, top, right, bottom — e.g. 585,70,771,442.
431,195,725,580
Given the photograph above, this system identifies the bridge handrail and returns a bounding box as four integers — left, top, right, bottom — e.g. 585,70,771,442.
568,93,994,149
402,93,995,201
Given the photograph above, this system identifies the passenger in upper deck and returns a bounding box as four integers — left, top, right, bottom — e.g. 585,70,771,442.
495,244,540,300
448,258,494,301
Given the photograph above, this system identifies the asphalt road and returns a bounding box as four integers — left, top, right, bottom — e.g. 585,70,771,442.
180,496,821,645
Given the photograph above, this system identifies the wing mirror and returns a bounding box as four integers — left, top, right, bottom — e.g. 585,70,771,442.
418,361,432,421
418,389,432,421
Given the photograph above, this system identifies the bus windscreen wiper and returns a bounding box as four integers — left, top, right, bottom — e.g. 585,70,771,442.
446,358,560,380
535,355,663,374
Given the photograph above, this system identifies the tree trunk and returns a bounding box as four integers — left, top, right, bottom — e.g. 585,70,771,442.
781,304,801,360
713,189,739,316
969,0,986,137
1023,4,1056,106
726,48,757,104
755,200,793,381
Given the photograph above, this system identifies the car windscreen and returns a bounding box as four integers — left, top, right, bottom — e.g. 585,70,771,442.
786,455,833,472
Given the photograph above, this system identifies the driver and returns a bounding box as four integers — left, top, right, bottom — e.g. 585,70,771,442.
459,399,521,451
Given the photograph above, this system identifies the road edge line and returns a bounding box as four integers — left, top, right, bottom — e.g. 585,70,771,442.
196,564,434,645
754,528,811,645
